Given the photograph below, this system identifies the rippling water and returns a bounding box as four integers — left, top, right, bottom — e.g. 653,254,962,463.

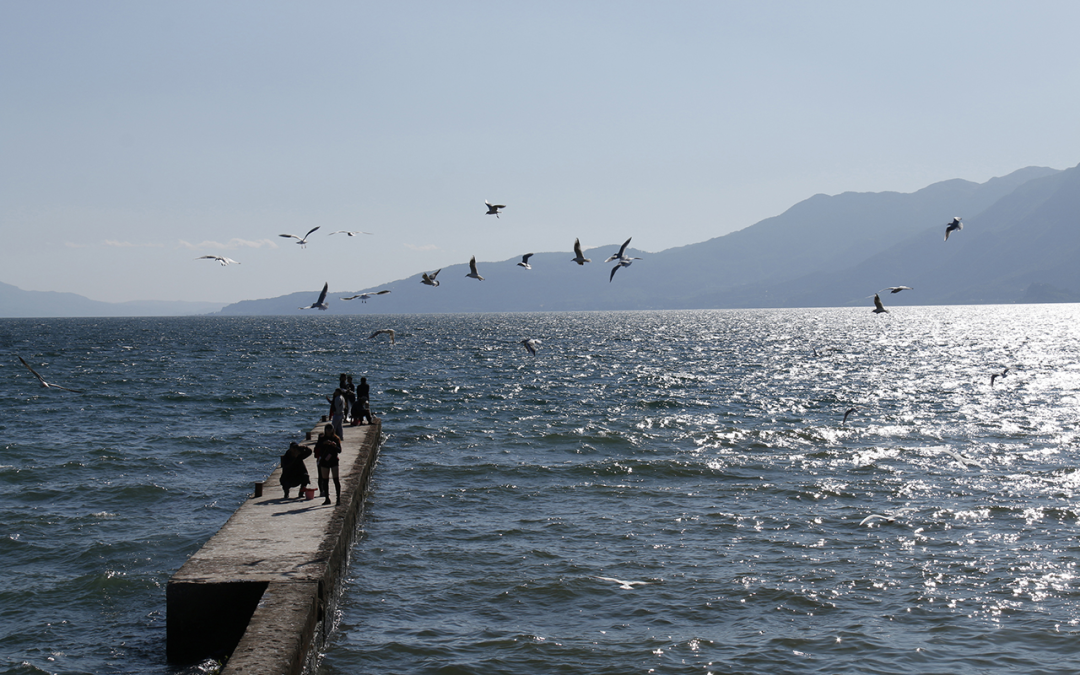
2,307,1080,674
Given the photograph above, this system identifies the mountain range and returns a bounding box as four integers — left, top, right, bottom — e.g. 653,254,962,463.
3,162,1077,318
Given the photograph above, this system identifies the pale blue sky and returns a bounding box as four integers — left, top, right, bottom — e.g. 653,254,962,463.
2,1,1078,304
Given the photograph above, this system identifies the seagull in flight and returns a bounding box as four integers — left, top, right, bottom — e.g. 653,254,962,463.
421,269,441,287
280,226,320,248
485,200,505,218
18,356,83,393
609,256,642,282
859,514,895,527
571,238,591,266
944,217,963,242
604,237,633,263
299,282,330,310
872,293,888,314
842,407,857,425
329,230,373,236
369,329,396,345
466,256,484,280
195,255,240,266
596,576,651,590
520,338,541,356
881,286,913,294
517,253,534,269
991,367,1009,387
342,290,391,303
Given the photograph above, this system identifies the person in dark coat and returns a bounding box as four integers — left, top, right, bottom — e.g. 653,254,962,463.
315,424,342,506
280,442,312,499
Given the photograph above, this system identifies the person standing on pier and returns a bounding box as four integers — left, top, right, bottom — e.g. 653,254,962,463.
329,388,347,438
279,442,312,500
315,424,342,505
345,374,356,423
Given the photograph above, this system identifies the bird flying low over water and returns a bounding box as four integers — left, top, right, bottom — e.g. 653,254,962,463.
944,217,963,242
18,356,84,393
860,514,895,527
604,237,633,263
991,367,1009,387
872,294,888,314
485,201,505,218
466,256,484,280
520,338,541,356
299,282,330,310
842,407,857,425
571,238,591,265
280,226,320,248
369,329,396,345
517,253,534,269
609,256,642,282
329,230,373,236
196,255,240,266
882,286,912,294
596,576,651,590
421,269,441,287
342,290,391,303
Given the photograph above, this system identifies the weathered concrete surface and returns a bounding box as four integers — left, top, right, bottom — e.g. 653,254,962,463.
167,419,381,672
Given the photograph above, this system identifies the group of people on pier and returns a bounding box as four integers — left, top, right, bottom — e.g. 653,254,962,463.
278,373,375,506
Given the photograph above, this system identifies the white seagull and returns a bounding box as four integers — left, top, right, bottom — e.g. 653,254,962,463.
421,269,441,287
299,282,330,310
842,407,857,425
991,367,1009,387
944,217,963,242
571,238,591,266
329,230,373,236
859,514,895,527
369,329,396,345
872,293,888,314
517,253,534,269
196,255,240,266
342,290,391,303
485,200,505,218
881,286,913,294
520,338,541,356
609,256,642,282
280,226,320,248
604,237,633,263
18,356,83,393
466,256,484,281
596,576,651,590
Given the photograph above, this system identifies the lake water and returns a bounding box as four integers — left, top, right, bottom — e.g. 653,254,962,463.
2,307,1080,674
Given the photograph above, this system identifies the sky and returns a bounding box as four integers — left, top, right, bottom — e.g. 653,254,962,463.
2,1,1079,305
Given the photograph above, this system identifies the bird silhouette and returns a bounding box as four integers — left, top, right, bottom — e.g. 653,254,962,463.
944,217,963,242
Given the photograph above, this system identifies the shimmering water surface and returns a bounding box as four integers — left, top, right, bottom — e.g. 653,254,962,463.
2,307,1080,674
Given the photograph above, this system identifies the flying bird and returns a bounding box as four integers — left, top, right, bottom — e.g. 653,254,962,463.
604,237,633,263
571,238,591,265
517,253,534,269
299,282,330,310
466,256,484,281
280,226,320,248
520,338,541,356
991,367,1009,387
18,356,83,393
369,329,396,345
860,514,895,527
342,290,391,303
329,230,373,236
882,286,913,294
944,217,963,242
842,407,857,425
421,269,441,287
609,256,642,282
872,293,888,314
485,200,505,218
596,576,651,590
195,255,240,266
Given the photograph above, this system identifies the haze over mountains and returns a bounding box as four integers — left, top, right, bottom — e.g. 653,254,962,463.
3,163,1078,318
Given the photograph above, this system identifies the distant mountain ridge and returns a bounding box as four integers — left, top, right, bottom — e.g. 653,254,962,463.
217,163,1077,315
4,164,1076,318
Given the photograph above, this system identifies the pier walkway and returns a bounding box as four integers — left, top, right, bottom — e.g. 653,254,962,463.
167,418,381,673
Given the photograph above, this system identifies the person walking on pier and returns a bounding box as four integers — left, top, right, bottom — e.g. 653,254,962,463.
315,424,342,505
280,442,312,500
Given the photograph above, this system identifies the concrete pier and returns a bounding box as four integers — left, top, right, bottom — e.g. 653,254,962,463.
167,419,382,673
